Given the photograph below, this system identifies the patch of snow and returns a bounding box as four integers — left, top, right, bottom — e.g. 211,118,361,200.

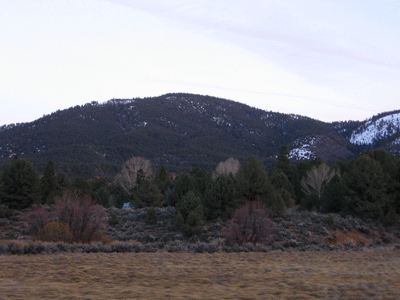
289,145,315,160
391,137,400,145
350,113,400,145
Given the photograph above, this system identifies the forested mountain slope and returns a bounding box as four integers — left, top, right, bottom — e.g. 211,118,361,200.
0,93,398,178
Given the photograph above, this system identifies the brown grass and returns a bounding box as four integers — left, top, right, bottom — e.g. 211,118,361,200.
1,250,400,299
324,229,371,247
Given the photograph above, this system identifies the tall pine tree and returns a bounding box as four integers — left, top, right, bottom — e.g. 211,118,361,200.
1,157,39,209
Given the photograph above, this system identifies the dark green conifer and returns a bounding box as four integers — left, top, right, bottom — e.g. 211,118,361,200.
132,180,163,208
1,157,39,209
203,174,240,221
175,191,204,236
236,156,273,202
40,161,58,205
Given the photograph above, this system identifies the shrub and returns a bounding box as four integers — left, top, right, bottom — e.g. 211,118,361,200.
225,200,275,245
27,192,109,244
34,222,73,243
108,213,119,226
381,209,399,227
0,206,13,219
143,207,158,225
300,192,320,211
26,206,49,236
266,191,287,218
54,191,108,243
323,214,336,228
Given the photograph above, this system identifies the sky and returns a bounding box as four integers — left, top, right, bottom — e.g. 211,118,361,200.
1,0,400,125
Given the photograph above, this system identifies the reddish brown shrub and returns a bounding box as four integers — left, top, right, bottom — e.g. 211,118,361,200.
26,192,108,244
225,200,275,245
54,191,108,243
26,206,49,236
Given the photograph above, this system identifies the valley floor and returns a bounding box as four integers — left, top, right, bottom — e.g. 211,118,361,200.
1,250,399,299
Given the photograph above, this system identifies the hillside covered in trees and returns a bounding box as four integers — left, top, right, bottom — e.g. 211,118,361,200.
1,93,383,179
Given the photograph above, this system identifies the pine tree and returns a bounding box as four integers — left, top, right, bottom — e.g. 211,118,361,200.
170,172,198,206
203,174,240,221
40,161,58,205
156,165,169,183
190,167,212,198
236,156,273,202
1,157,40,209
132,180,163,208
175,191,204,236
320,175,346,213
344,154,391,221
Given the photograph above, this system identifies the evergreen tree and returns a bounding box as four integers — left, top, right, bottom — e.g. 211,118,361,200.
265,189,287,218
154,165,173,198
56,173,71,191
71,177,90,196
175,191,204,236
40,161,58,205
236,156,273,202
109,183,130,208
344,154,393,221
156,165,169,183
320,175,346,213
90,177,110,207
132,180,163,208
276,146,291,172
269,168,296,206
170,172,198,206
203,174,241,221
1,157,40,209
190,167,212,198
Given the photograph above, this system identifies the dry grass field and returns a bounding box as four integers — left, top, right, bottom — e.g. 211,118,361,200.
1,250,400,299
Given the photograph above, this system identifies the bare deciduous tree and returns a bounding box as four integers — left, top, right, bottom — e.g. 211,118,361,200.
114,157,154,193
225,200,275,245
26,192,108,243
212,157,240,180
301,163,340,199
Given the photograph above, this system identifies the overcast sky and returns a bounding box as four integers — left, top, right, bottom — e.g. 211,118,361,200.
1,0,399,125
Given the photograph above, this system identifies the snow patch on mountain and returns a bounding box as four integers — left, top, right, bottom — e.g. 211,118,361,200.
350,113,400,145
289,136,317,160
289,146,314,160
391,137,400,145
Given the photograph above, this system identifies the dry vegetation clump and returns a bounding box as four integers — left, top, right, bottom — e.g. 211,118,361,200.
225,200,275,245
26,192,108,244
34,222,73,243
324,229,371,248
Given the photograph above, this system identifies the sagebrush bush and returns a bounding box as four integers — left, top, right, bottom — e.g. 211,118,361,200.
225,200,275,245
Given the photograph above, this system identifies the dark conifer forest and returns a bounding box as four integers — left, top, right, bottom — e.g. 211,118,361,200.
1,93,400,234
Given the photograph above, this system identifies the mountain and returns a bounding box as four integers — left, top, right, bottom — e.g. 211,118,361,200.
0,93,398,178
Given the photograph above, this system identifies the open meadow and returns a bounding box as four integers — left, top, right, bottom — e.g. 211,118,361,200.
1,249,400,299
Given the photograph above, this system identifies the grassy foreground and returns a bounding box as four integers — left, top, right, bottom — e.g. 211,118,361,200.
1,250,399,299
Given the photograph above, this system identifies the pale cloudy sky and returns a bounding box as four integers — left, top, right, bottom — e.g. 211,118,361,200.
1,0,399,125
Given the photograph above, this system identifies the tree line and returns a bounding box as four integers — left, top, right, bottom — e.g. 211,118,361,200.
1,147,399,238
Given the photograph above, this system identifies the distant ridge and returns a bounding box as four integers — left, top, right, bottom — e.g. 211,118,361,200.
0,93,399,178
